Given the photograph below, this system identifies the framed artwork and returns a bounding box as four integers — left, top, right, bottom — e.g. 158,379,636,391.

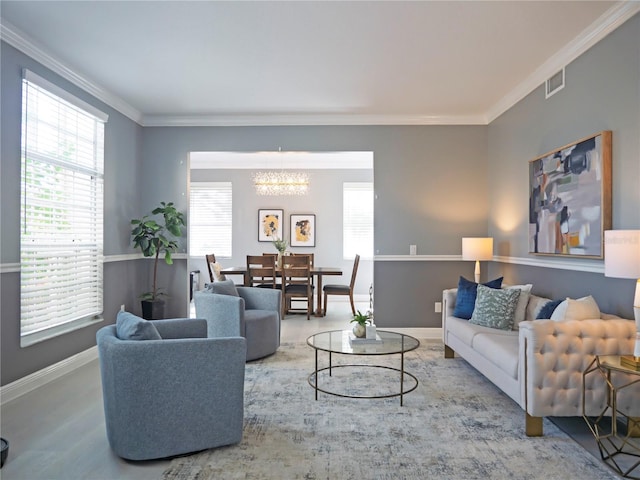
258,209,284,242
528,130,611,258
290,214,316,247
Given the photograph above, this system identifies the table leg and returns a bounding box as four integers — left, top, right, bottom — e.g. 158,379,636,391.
314,348,318,401
314,274,324,316
400,352,405,406
329,351,332,376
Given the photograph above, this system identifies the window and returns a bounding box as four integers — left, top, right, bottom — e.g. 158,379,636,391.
343,182,374,259
189,182,232,257
20,69,107,346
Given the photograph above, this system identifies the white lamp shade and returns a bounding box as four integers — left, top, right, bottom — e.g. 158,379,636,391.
462,237,494,261
604,230,640,279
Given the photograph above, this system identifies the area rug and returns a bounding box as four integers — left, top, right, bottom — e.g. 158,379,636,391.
163,339,616,480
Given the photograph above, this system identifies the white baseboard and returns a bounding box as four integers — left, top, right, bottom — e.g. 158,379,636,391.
1,346,98,405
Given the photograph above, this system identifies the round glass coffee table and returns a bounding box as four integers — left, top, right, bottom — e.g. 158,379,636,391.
306,329,420,406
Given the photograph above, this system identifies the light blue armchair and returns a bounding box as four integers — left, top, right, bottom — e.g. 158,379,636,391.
194,282,281,361
96,314,246,460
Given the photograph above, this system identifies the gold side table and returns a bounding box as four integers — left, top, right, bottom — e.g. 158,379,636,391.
582,355,640,479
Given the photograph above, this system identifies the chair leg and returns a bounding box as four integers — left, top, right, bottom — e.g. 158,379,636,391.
323,292,328,316
349,292,356,316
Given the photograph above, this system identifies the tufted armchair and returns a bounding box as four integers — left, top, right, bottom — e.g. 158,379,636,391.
194,281,281,361
96,315,246,460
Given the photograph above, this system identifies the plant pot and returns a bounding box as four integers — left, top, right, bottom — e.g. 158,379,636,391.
352,323,366,338
141,299,165,320
1,438,8,468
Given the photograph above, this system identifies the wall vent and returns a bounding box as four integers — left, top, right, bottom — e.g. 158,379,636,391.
545,68,565,99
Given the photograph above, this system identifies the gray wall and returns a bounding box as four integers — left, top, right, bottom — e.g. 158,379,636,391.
0,43,145,385
487,13,640,319
141,125,489,326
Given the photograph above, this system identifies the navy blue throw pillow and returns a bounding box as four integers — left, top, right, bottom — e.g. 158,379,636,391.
452,276,503,320
536,299,563,319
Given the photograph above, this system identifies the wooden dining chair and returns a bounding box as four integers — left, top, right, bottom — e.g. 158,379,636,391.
246,255,278,289
205,254,217,282
323,254,360,316
282,255,313,319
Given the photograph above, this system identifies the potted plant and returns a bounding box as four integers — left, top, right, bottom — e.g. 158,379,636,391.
350,310,371,338
131,201,186,319
272,236,288,268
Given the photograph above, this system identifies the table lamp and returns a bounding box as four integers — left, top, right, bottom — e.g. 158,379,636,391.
462,237,494,283
604,230,640,361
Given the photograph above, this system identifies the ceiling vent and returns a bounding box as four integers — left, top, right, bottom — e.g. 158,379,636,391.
545,68,565,99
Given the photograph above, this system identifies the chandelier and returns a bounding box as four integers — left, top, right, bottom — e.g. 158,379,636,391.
253,171,310,196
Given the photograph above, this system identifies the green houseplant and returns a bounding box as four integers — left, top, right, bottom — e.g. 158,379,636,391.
350,310,371,338
131,201,186,319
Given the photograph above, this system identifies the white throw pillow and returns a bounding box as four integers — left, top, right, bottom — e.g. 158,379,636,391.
550,295,600,321
504,284,533,330
212,262,227,282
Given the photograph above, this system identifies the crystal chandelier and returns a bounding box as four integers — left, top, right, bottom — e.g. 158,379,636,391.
253,171,310,196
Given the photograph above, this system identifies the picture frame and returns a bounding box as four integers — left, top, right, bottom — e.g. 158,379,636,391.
258,209,284,242
290,214,316,247
528,130,611,258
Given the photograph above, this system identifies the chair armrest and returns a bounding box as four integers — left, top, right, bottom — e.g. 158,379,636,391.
194,291,245,337
152,318,207,339
237,286,281,316
518,318,636,417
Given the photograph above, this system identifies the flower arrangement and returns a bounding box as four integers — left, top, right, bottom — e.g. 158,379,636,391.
272,236,288,254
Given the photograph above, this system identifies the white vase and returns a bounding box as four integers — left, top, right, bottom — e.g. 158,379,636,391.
352,323,366,338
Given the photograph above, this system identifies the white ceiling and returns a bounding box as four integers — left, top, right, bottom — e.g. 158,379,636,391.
1,1,638,126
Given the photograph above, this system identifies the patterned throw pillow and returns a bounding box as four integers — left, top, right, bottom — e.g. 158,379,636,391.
536,299,563,319
470,284,521,330
452,276,504,319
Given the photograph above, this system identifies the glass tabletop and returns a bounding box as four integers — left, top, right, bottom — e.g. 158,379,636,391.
597,355,640,375
306,329,420,355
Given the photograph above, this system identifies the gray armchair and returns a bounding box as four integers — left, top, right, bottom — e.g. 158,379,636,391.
96,315,246,461
194,283,281,361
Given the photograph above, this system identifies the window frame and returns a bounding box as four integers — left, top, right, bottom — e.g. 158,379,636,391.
20,69,107,347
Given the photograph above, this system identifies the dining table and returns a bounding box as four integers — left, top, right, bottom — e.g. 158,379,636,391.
220,265,343,317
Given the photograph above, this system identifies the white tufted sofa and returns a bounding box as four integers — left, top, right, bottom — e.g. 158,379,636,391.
442,288,639,436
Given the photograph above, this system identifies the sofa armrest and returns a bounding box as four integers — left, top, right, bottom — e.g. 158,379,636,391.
518,318,637,417
442,288,458,343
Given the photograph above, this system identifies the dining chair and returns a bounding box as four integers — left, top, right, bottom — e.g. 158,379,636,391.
206,253,217,282
291,252,315,287
282,254,313,319
323,254,360,316
246,254,278,289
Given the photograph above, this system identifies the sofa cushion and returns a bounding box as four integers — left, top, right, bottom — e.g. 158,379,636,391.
536,299,564,319
504,284,533,329
526,294,551,321
470,284,521,330
452,276,503,320
472,332,519,379
116,311,162,341
551,295,600,321
209,280,239,296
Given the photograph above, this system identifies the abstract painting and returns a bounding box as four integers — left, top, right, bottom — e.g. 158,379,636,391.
528,131,611,258
290,214,315,247
258,209,283,242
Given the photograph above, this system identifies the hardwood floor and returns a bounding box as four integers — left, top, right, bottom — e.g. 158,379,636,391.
1,301,400,480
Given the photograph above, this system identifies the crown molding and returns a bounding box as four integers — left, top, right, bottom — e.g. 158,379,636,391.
486,2,640,123
0,20,143,124
140,113,487,127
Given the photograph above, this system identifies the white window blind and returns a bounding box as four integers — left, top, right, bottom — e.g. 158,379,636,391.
189,182,232,257
343,182,374,259
20,69,107,344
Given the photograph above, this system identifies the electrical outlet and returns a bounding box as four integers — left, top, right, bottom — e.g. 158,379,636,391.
434,302,442,313
410,244,417,255
120,304,125,312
